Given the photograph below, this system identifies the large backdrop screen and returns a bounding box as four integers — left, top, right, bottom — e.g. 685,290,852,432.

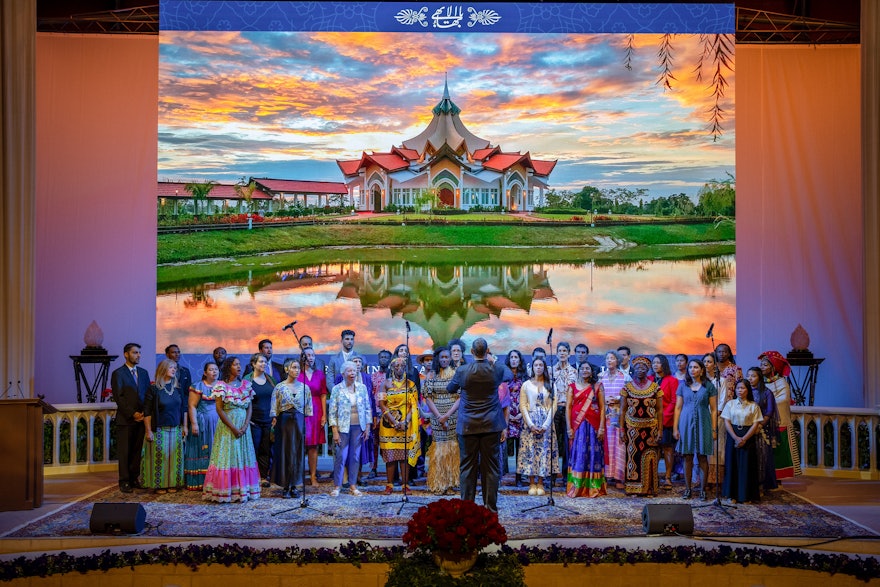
158,2,735,358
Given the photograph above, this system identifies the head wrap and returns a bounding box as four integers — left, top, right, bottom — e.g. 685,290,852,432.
631,356,652,369
390,357,408,371
758,350,791,377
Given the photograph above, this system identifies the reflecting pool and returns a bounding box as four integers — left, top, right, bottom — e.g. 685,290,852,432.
157,249,735,356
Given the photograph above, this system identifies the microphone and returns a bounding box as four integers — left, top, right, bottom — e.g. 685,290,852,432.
282,320,298,331
705,323,715,338
546,328,553,345
405,321,411,332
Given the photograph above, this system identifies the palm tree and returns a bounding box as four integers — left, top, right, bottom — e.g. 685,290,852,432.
184,181,216,217
234,179,258,213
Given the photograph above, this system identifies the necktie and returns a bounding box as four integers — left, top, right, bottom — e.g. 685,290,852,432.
131,368,137,384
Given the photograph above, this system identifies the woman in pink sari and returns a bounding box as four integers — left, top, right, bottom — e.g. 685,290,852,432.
566,361,607,497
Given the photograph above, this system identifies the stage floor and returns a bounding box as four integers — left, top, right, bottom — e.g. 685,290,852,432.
2,461,879,558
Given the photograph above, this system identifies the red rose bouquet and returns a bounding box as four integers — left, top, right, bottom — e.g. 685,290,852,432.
402,498,507,558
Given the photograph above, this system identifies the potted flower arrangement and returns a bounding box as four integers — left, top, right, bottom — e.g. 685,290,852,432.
401,498,507,577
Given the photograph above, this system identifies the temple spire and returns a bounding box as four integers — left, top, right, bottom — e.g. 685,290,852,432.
433,77,460,116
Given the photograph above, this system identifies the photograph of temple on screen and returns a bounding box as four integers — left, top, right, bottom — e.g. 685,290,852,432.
157,18,735,356
336,79,557,212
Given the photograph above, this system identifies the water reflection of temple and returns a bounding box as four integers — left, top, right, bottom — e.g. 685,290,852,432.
335,262,555,347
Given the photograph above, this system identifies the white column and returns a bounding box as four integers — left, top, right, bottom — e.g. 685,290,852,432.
1,0,36,396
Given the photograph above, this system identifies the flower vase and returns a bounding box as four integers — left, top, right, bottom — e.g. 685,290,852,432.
433,551,478,577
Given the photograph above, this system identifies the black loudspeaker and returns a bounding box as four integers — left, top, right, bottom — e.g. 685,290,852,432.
89,502,146,534
642,504,694,535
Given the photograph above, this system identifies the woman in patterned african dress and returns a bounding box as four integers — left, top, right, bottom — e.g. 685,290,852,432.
619,356,663,496
423,347,460,494
378,357,421,494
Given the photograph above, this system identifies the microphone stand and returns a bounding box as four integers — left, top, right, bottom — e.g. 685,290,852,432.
692,326,735,519
274,322,332,517
383,321,427,515
522,329,577,515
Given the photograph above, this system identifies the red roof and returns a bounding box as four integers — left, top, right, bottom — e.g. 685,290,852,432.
337,152,410,176
337,160,362,175
157,181,270,199
254,178,348,195
472,147,499,160
531,159,557,176
393,147,420,160
482,152,530,172
366,153,410,172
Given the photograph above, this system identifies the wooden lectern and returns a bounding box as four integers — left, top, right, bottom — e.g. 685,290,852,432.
0,399,53,511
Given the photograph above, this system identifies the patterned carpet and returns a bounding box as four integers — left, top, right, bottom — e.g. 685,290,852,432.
6,475,876,541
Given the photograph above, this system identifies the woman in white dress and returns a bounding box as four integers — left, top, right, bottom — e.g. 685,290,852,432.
517,357,558,496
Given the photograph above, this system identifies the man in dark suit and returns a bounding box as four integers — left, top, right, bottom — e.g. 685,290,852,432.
111,343,150,493
242,338,285,382
447,337,507,512
164,344,192,393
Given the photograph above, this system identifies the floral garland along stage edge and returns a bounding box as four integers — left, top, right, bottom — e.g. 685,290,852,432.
2,542,879,583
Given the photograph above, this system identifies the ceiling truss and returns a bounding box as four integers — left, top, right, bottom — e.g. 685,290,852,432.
36,5,859,44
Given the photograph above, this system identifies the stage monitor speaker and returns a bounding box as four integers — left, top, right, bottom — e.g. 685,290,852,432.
642,504,694,535
89,502,146,534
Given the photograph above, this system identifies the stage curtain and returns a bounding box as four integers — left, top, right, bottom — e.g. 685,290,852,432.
0,0,36,398
737,45,863,407
35,34,158,402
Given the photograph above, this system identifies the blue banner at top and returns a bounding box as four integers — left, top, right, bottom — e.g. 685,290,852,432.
160,2,734,34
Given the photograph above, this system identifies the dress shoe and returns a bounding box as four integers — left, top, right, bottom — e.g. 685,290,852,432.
261,480,270,488
367,470,378,479
282,489,291,499
357,478,367,487
290,488,300,498
119,483,133,494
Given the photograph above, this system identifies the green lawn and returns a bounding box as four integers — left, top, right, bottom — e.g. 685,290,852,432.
157,242,735,292
157,222,734,264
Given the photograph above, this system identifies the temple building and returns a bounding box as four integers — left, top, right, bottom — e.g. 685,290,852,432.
337,82,557,212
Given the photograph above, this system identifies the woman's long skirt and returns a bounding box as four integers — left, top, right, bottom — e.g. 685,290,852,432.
271,410,305,490
722,425,760,503
756,427,778,491
604,406,625,481
184,406,219,490
567,421,607,497
427,440,460,494
773,425,802,479
142,425,184,490
203,405,261,503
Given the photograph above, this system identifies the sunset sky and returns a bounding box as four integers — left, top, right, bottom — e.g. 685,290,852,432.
159,31,735,198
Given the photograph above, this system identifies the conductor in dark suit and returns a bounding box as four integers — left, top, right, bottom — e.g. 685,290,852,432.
111,343,151,493
447,337,508,512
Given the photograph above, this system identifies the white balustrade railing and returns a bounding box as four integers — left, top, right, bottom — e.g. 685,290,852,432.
791,406,880,480
41,404,880,479
43,402,118,476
